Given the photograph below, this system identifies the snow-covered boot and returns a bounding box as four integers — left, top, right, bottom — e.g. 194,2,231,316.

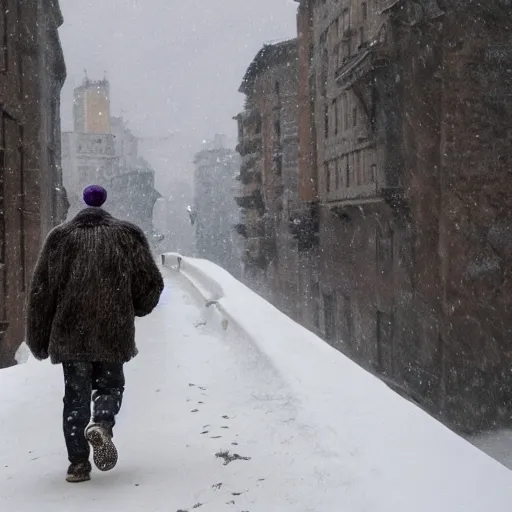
85,423,118,472
66,460,92,483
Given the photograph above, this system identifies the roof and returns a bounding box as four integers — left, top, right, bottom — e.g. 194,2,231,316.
239,38,298,94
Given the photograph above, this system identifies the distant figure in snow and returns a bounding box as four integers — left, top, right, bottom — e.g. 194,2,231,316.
26,184,164,483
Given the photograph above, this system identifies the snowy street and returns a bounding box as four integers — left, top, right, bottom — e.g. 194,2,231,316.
1,268,340,511
2,259,512,511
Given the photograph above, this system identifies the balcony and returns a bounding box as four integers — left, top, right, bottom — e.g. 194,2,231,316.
240,152,259,174
238,152,262,185
235,135,262,157
237,168,262,186
235,188,265,214
335,44,391,92
325,182,378,205
326,185,408,219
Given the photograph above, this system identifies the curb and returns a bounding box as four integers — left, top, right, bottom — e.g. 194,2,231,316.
161,253,246,341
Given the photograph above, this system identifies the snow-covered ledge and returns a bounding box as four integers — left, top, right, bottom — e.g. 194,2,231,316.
162,252,512,511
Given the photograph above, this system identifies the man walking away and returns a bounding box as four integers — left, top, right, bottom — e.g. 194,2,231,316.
26,185,164,483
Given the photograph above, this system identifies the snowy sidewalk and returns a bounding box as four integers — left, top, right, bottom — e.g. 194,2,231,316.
0,269,342,511
2,265,512,511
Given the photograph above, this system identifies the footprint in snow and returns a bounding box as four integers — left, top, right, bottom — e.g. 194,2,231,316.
215,450,251,465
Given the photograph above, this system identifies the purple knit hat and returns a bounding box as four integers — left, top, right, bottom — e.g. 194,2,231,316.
83,185,107,207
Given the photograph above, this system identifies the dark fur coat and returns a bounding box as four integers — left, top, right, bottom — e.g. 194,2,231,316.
26,208,164,364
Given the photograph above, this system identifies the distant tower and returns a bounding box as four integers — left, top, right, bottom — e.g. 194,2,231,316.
73,75,111,134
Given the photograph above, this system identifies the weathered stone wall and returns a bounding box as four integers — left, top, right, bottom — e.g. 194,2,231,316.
291,0,512,433
436,3,512,430
0,0,66,366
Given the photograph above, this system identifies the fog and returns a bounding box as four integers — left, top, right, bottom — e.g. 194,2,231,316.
59,0,297,192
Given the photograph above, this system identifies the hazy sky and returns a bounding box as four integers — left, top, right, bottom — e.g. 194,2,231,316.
59,0,297,192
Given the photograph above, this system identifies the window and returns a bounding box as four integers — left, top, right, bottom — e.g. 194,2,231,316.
376,311,394,373
353,106,358,128
324,103,329,138
335,159,340,189
362,2,368,21
320,49,328,96
323,293,337,343
325,161,331,193
333,99,338,135
275,154,283,176
342,294,353,346
356,152,361,185
342,9,350,34
370,164,377,183
377,223,394,275
342,39,351,62
274,118,281,141
312,283,320,329
346,157,350,187
344,94,349,130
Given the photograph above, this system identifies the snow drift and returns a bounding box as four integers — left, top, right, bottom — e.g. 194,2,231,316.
163,252,512,511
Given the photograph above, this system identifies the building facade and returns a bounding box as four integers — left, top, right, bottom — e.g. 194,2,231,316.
193,135,242,279
0,0,67,367
234,39,315,317
291,0,512,433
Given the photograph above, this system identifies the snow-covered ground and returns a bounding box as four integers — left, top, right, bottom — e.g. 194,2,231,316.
471,430,512,471
2,258,512,511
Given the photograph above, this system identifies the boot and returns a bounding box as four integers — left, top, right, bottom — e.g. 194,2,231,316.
66,460,92,483
85,423,118,472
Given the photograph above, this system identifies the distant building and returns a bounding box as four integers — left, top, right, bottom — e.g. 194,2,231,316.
234,39,311,319
73,77,111,134
62,78,162,249
0,0,67,367
154,181,195,256
193,135,242,278
109,158,162,241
